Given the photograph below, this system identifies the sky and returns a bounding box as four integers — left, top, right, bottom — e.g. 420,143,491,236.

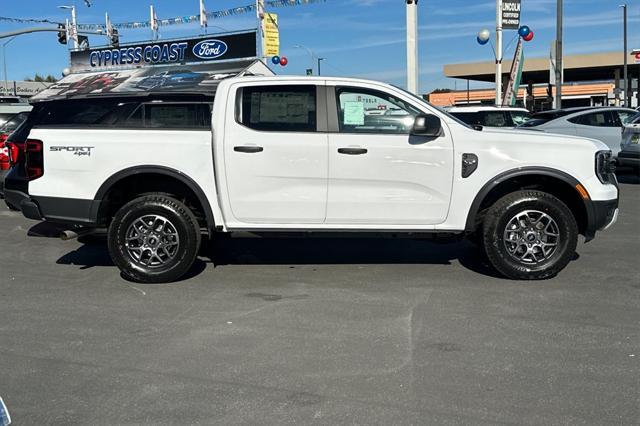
0,0,638,93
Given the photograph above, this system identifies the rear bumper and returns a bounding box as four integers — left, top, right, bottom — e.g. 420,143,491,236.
5,187,99,225
4,189,43,220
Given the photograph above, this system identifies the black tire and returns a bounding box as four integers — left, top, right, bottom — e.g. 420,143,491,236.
481,190,578,280
108,194,201,283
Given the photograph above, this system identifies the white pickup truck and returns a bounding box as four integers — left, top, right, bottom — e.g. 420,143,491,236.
4,76,619,282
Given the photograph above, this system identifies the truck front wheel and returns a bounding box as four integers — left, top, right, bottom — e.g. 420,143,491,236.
108,194,201,283
482,190,578,280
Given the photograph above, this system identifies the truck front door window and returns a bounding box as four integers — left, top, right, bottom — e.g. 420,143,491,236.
336,88,419,134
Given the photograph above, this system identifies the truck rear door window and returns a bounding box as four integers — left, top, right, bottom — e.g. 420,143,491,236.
238,85,317,132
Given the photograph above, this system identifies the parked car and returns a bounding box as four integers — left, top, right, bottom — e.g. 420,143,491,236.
618,112,640,173
519,107,637,156
0,102,32,127
4,76,618,283
448,106,531,128
0,111,30,202
0,96,26,104
135,70,207,90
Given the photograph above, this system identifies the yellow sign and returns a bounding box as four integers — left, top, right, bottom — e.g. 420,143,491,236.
262,13,280,57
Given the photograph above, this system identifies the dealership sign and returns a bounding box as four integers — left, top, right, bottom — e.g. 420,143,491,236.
192,39,228,59
70,31,257,73
501,0,521,30
0,80,54,97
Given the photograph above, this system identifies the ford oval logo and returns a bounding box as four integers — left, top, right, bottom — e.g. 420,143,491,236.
192,39,228,60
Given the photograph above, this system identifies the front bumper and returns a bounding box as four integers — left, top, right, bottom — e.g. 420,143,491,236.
584,198,619,241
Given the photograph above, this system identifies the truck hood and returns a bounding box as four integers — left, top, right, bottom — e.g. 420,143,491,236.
480,127,610,152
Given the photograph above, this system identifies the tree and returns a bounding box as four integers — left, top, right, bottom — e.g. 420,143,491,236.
24,74,58,83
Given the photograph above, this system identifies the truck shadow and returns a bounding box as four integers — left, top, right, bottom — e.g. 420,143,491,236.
50,231,503,280
209,236,504,278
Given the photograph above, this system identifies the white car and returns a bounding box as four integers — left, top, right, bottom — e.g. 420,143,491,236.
447,106,531,128
0,103,32,128
520,107,637,156
4,76,619,283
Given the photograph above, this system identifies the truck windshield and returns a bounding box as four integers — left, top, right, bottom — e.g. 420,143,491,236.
392,85,474,130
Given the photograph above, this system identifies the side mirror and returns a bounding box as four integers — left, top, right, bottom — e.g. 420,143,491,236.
411,114,442,137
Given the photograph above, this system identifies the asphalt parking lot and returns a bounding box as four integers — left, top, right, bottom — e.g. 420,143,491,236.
1,174,639,425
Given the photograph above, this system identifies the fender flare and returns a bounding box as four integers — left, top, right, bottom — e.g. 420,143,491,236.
92,165,216,233
464,166,593,234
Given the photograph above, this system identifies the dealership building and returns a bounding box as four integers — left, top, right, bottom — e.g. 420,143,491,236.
1,81,54,100
428,51,640,110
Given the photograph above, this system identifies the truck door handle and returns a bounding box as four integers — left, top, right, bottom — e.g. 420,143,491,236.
338,147,368,155
234,145,264,153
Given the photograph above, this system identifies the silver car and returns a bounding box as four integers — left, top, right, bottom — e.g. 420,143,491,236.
447,106,531,128
520,107,637,156
618,112,640,173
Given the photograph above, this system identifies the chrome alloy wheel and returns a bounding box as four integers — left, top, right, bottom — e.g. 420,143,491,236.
503,210,559,264
125,215,180,268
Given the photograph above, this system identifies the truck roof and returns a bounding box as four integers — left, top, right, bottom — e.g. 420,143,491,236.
30,73,431,104
222,75,409,87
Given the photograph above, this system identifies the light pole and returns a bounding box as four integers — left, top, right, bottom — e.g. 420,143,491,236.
555,0,563,109
621,4,628,107
317,57,325,76
496,0,503,105
58,5,78,49
2,36,17,96
293,44,315,74
406,0,419,94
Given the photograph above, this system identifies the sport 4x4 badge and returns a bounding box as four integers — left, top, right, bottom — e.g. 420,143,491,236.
50,146,94,157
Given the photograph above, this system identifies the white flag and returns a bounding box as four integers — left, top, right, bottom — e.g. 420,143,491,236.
200,0,208,28
150,4,158,32
105,12,113,38
67,18,78,46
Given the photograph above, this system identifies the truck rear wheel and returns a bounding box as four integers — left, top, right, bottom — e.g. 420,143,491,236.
482,190,578,280
108,194,201,283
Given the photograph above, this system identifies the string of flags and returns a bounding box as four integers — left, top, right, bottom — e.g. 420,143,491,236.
0,16,59,25
78,0,325,32
0,0,324,31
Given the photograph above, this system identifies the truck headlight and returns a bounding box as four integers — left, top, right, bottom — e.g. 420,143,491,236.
595,150,616,184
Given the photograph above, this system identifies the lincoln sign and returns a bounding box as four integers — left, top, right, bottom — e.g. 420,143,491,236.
70,30,257,73
502,0,521,30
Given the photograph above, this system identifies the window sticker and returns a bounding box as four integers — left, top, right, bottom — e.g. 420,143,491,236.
343,101,365,126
